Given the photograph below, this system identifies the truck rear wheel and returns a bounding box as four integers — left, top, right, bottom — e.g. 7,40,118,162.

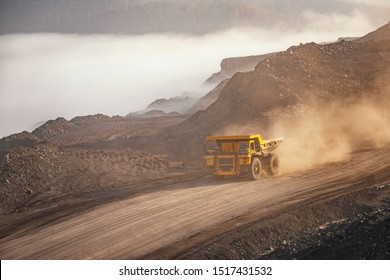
266,153,280,175
249,157,262,180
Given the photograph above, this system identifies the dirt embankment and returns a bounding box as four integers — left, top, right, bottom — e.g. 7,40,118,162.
0,115,198,215
177,184,390,260
0,139,188,215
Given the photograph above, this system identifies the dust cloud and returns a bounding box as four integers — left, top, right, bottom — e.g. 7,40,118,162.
271,91,390,173
215,84,390,174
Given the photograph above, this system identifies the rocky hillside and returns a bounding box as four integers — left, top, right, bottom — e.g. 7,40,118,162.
0,117,189,214
32,114,123,139
187,80,230,114
161,38,390,161
357,21,390,42
1,0,389,35
0,131,43,162
201,40,389,126
128,20,390,118
131,53,276,117
206,53,277,84
127,96,197,117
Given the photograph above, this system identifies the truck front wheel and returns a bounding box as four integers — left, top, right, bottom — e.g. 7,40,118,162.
249,157,262,180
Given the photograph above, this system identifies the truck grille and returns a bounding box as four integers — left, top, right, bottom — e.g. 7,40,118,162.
218,158,233,165
217,157,235,172
220,165,234,172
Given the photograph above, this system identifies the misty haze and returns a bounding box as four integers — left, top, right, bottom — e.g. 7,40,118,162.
0,14,381,137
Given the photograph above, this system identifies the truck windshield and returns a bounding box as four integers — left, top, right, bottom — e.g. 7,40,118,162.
239,143,249,154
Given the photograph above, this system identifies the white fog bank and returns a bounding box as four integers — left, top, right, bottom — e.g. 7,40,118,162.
0,11,379,137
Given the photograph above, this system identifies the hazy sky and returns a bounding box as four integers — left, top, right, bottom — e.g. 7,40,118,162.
0,8,387,137
345,0,390,6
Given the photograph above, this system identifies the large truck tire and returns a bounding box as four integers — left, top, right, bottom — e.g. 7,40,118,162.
249,157,262,180
266,153,280,175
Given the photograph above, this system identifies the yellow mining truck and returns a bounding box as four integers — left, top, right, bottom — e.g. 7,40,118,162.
205,134,283,180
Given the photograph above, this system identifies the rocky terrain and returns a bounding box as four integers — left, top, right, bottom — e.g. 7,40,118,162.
127,95,198,116
0,114,197,215
357,21,390,42
177,183,390,260
205,53,277,84
198,40,389,129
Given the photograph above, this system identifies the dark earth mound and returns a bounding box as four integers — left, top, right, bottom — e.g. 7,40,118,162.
178,184,390,260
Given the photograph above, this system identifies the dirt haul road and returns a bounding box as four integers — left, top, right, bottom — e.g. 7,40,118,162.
1,146,390,259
